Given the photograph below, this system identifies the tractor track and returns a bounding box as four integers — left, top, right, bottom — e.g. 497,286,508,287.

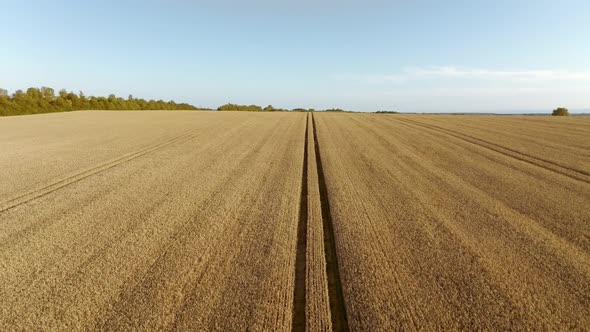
0,130,198,213
396,117,590,184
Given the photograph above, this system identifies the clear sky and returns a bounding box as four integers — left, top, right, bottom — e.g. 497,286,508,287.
2,0,590,112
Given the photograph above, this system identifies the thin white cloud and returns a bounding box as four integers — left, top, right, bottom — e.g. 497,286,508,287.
343,66,590,83
382,86,547,97
416,66,590,81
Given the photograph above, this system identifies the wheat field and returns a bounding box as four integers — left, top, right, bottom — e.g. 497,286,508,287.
1,111,589,331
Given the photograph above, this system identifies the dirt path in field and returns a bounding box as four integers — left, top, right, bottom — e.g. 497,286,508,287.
292,113,308,330
294,113,349,331
311,114,349,331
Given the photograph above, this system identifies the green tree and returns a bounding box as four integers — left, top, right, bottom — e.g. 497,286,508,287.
26,87,42,99
59,89,68,99
40,87,55,101
66,92,80,109
78,91,89,109
0,89,11,116
54,96,73,112
552,107,569,116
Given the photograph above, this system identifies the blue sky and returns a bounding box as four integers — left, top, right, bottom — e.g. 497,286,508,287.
1,0,589,112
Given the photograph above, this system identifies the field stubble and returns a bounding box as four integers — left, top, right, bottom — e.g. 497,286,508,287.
313,113,590,330
0,111,589,330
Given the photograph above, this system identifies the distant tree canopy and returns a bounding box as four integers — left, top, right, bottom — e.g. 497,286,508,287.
323,108,351,112
552,107,569,116
217,103,263,112
217,104,344,112
375,110,399,114
0,87,203,116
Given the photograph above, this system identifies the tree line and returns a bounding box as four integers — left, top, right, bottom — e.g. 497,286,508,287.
0,87,203,116
217,103,351,112
0,87,356,116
